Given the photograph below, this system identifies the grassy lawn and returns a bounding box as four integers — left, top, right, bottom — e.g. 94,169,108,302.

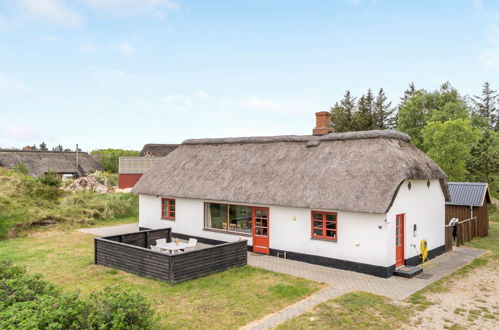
278,291,409,330
0,227,322,329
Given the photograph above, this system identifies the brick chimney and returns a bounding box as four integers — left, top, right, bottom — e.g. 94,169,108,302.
312,111,333,136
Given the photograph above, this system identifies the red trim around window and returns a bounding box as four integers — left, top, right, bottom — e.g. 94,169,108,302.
311,211,337,241
161,198,175,220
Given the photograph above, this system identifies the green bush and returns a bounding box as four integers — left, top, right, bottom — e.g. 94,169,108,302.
37,171,62,188
0,261,155,329
91,149,140,173
12,163,29,175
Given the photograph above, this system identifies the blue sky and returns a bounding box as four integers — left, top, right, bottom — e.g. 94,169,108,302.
1,0,499,151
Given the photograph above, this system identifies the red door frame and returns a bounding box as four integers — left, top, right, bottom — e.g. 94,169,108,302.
252,207,270,254
395,214,405,267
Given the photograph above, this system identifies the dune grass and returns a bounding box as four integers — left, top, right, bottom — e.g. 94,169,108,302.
0,168,138,239
0,228,321,329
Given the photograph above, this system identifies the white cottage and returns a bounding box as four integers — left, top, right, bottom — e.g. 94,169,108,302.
133,112,449,278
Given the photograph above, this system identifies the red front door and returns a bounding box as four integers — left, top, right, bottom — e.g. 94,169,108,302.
395,214,405,267
252,207,269,254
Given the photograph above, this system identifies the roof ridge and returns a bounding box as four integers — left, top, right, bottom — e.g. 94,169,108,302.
183,129,411,145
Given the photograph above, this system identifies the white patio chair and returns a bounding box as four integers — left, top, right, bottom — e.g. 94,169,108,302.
151,245,162,252
155,238,167,246
182,238,197,252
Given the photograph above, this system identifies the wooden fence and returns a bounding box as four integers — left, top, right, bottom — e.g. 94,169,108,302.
94,228,247,284
445,217,479,249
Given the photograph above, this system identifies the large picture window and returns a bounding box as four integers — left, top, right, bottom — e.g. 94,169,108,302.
204,203,253,234
311,211,337,240
161,198,175,220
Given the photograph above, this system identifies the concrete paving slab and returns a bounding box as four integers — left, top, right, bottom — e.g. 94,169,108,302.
78,223,139,236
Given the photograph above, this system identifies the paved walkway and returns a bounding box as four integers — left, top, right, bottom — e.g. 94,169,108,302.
78,223,138,236
244,247,485,329
248,247,484,300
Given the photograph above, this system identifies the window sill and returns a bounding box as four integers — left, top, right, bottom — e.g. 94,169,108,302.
203,228,252,237
311,237,337,242
161,217,175,221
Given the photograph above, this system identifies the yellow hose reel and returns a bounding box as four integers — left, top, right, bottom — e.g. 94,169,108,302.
420,239,430,265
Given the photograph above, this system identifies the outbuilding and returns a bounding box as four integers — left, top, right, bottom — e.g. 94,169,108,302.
133,113,450,278
118,144,178,189
445,182,491,237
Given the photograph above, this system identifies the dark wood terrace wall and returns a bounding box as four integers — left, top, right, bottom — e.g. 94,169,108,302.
94,229,247,284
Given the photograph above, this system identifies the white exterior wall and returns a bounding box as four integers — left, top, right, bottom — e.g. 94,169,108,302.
139,195,390,267
386,179,446,264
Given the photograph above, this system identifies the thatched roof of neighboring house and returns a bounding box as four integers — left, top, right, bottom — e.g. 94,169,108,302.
0,151,102,177
140,144,179,157
133,130,449,214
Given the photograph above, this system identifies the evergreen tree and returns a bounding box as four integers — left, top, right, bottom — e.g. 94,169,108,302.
354,89,374,130
52,145,64,152
472,82,498,130
330,90,356,132
466,129,499,192
39,142,48,151
373,88,395,129
399,82,417,108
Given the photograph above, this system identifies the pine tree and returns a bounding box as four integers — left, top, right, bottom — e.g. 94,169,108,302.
399,82,417,108
466,129,499,187
472,82,498,130
354,89,374,130
373,88,394,129
39,142,48,151
330,90,356,132
52,145,64,152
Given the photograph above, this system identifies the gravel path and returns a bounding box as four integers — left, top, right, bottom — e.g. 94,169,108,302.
408,261,499,329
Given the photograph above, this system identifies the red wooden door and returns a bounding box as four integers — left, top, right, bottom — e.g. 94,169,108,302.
395,214,405,267
252,207,269,254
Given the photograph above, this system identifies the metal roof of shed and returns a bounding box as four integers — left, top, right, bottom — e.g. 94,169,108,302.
446,182,490,207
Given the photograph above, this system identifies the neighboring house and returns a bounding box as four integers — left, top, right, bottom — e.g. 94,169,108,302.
140,144,179,157
118,144,179,189
0,150,101,179
133,112,449,278
445,182,491,237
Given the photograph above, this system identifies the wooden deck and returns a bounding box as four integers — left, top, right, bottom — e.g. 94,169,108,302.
94,228,247,284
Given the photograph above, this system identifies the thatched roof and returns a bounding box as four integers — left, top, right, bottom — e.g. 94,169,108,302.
133,130,449,214
140,144,179,157
0,151,102,177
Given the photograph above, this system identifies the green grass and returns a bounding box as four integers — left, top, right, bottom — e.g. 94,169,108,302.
0,168,138,239
0,228,322,329
277,291,409,330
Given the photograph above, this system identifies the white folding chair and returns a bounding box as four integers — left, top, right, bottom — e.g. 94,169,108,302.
155,238,167,246
182,238,197,252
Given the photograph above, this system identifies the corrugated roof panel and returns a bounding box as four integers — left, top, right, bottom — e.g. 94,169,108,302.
446,182,487,207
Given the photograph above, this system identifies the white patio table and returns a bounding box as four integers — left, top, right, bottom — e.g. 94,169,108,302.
156,241,188,255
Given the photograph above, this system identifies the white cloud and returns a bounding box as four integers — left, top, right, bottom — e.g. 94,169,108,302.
18,0,82,28
0,75,39,98
87,65,134,88
79,42,97,52
108,41,136,56
83,0,179,17
5,126,43,140
481,26,499,69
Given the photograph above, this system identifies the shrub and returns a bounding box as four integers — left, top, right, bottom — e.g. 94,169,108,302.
37,171,62,187
0,261,155,329
12,163,29,175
